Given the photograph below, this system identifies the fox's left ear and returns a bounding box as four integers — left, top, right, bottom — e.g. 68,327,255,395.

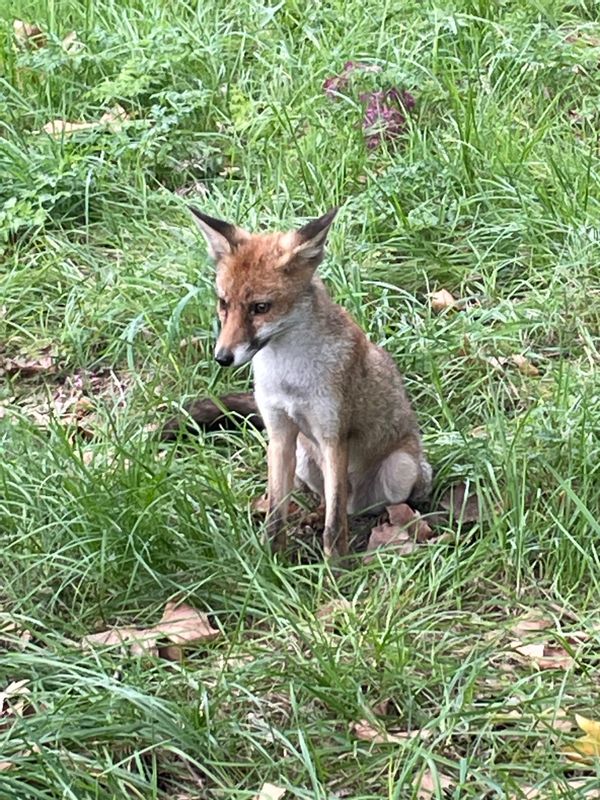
290,207,338,268
189,207,249,261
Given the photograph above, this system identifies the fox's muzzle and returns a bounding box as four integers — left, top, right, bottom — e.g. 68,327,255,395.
215,348,234,367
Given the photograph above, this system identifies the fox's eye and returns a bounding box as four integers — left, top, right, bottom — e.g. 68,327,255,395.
218,298,228,312
252,302,271,315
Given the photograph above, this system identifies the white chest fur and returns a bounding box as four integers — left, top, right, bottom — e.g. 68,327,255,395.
252,339,340,441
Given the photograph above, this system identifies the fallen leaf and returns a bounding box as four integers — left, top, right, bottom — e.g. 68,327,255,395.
428,289,456,312
81,601,219,658
82,627,159,657
178,335,203,351
390,504,434,542
315,598,352,628
415,768,454,799
158,644,184,663
564,714,600,765
576,714,600,740
544,706,574,734
387,504,415,527
364,522,416,563
153,601,220,645
13,19,46,48
510,787,541,799
352,719,430,744
372,698,390,717
61,31,84,53
487,354,539,376
565,31,600,47
510,640,575,670
40,105,130,136
251,494,303,518
0,348,56,377
254,784,286,800
439,482,481,524
562,780,600,796
0,618,32,649
365,503,434,562
0,679,30,718
510,611,555,640
510,354,539,376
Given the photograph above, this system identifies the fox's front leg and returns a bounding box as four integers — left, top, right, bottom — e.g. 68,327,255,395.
321,438,349,559
265,415,299,553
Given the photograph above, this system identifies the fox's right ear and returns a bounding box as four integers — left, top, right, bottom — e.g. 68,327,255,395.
189,207,248,261
290,207,339,268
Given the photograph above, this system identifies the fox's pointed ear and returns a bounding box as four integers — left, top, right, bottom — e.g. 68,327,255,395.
189,207,248,261
291,207,338,267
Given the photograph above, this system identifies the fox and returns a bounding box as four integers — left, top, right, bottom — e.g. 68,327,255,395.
184,206,432,560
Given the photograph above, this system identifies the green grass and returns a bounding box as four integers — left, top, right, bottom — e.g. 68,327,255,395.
1,0,600,797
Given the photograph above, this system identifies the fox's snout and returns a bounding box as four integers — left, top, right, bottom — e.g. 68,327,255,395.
214,348,234,367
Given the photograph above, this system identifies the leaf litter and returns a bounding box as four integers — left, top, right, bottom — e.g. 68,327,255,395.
414,768,455,799
254,784,286,800
39,105,131,136
502,609,582,671
13,19,46,48
352,718,431,745
563,714,600,764
82,601,220,660
428,289,457,312
4,366,131,439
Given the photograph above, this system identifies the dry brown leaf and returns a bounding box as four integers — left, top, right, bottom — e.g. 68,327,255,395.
372,698,390,717
61,31,84,53
565,31,600,47
386,503,434,541
510,612,555,640
544,706,574,734
154,601,220,645
0,679,30,718
0,619,32,649
487,354,539,376
81,601,219,658
428,289,456,312
82,627,159,657
561,779,600,796
364,522,416,563
510,787,541,800
415,768,455,799
315,598,352,630
254,784,286,800
40,105,130,136
0,348,56,377
178,335,203,351
352,719,430,745
510,354,539,376
13,19,46,48
365,504,433,562
158,644,184,663
439,482,481,524
510,640,575,670
251,494,302,518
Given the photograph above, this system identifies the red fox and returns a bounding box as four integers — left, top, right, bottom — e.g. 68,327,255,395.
183,207,431,559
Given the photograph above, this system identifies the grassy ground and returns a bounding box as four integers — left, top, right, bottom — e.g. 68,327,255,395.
1,0,600,797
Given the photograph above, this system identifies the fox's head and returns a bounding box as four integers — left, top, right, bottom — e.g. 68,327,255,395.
191,207,338,367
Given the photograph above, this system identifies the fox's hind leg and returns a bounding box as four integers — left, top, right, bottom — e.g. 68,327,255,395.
349,448,432,515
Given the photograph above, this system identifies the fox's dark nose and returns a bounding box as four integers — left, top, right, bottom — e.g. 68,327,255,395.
215,349,234,367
